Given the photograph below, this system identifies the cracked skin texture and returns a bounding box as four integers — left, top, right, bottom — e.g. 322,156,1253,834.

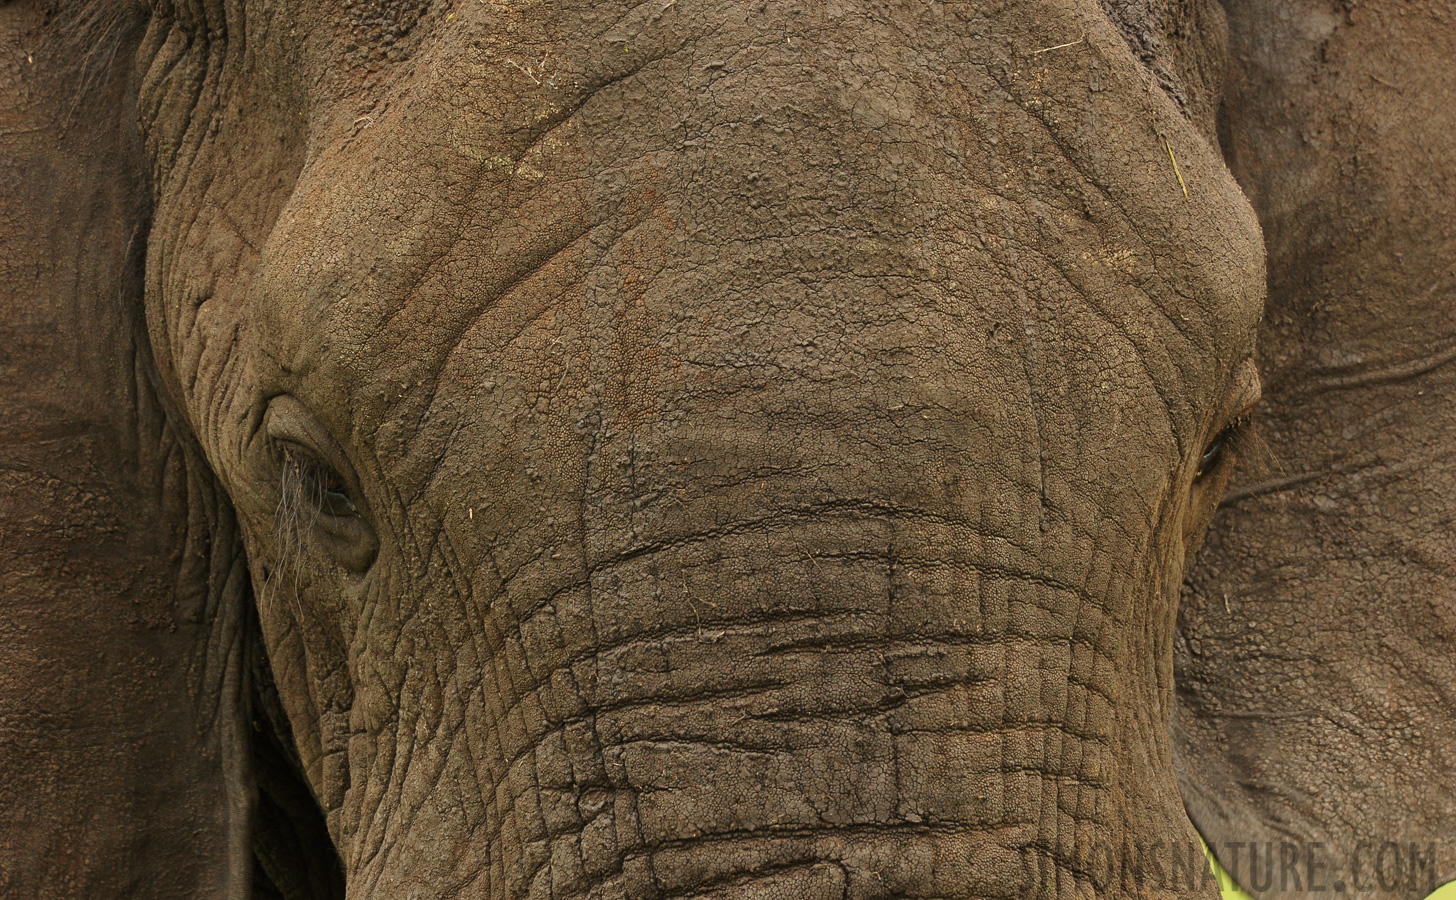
20,0,1452,898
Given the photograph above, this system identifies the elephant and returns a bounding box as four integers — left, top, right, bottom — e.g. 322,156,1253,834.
0,0,1450,898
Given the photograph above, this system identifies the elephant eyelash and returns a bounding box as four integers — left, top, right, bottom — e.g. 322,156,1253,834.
1195,416,1251,480
277,444,359,521
270,440,379,575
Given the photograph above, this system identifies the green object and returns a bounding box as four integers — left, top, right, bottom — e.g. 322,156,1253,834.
1199,839,1257,900
1201,837,1456,899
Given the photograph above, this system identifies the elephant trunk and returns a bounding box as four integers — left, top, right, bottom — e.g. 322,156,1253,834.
335,511,1204,899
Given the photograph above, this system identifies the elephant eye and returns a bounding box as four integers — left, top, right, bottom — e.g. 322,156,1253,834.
262,395,378,573
279,444,358,520
1195,417,1248,480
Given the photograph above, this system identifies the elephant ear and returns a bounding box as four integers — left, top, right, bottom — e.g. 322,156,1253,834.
0,5,338,897
1175,1,1456,897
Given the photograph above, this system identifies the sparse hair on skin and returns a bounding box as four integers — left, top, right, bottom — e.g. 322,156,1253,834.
1214,416,1285,507
268,448,330,621
39,0,150,104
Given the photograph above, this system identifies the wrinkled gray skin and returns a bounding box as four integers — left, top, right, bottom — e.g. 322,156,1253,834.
0,0,1448,898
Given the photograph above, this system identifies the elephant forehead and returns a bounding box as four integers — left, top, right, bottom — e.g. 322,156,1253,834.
253,8,1259,367
225,0,1262,525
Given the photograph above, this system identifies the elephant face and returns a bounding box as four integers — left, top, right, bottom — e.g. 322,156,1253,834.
136,0,1262,895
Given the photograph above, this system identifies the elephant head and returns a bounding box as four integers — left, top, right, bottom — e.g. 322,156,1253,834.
16,0,1413,897
128,0,1266,895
